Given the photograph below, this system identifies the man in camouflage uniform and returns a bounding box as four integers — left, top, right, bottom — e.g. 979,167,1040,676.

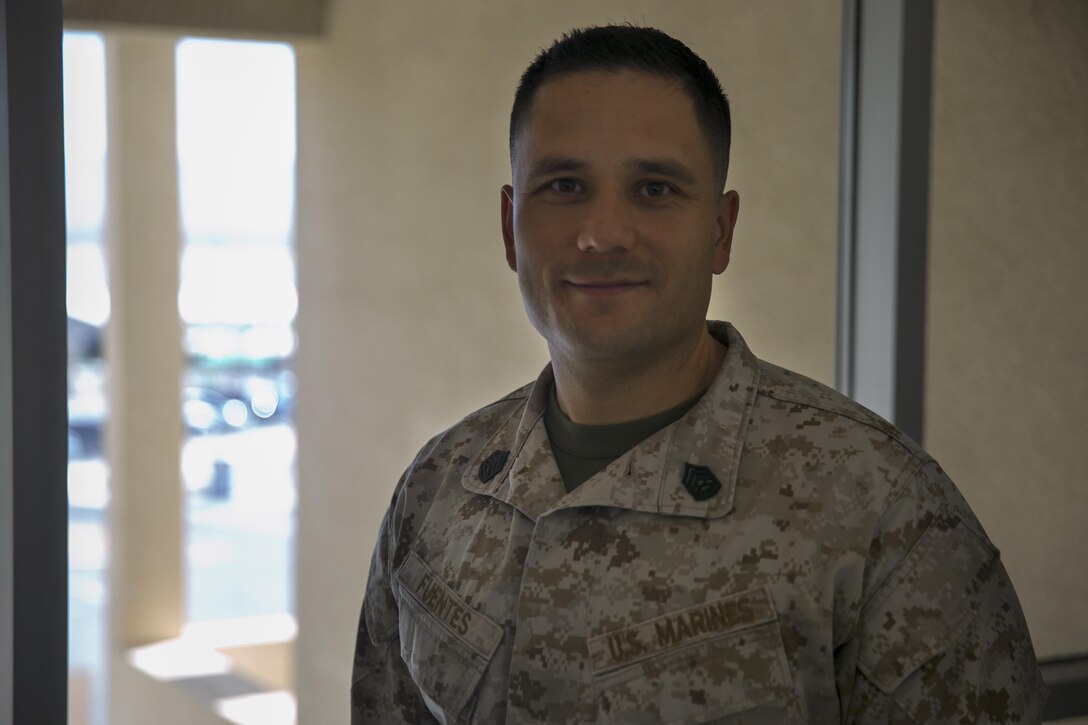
352,25,1046,724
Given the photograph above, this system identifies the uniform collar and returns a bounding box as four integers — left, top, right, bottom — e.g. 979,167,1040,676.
462,321,761,522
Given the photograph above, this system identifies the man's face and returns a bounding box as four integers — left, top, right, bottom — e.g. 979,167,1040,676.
502,69,739,366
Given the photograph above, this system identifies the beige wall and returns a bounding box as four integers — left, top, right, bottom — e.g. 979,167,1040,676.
926,0,1088,660
295,2,840,722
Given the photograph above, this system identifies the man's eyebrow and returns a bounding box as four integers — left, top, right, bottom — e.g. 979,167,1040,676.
626,158,698,185
522,156,699,186
524,156,588,184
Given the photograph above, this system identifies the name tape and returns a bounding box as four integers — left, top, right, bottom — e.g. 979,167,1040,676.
588,588,775,673
395,552,503,660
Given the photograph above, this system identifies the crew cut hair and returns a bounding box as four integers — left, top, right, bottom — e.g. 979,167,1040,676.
509,24,732,189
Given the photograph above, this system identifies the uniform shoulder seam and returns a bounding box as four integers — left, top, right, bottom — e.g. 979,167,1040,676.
758,386,928,467
754,359,928,466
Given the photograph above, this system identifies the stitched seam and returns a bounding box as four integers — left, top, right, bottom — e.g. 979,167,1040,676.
758,389,926,467
831,455,924,652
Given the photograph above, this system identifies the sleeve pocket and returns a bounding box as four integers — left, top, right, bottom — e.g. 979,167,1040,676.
856,502,998,694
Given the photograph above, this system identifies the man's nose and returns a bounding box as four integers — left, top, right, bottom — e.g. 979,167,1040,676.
576,193,636,253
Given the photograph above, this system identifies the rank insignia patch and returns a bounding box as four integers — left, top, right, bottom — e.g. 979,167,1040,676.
682,463,721,501
479,450,510,484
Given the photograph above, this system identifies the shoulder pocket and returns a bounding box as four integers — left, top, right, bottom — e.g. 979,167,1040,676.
393,552,503,724
589,587,805,724
857,502,998,693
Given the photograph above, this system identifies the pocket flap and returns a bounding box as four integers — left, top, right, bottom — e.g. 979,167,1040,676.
393,552,503,721
588,588,777,675
395,552,503,660
590,588,804,724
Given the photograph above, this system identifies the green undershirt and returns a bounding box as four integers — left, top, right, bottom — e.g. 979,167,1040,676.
544,384,706,493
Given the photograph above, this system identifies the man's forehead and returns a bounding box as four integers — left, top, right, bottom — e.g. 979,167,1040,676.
513,69,710,180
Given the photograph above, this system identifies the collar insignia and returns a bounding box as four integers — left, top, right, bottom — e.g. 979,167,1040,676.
682,463,721,501
479,450,510,484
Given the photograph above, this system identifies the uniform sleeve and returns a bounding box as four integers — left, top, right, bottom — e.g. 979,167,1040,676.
842,460,1048,724
350,471,438,725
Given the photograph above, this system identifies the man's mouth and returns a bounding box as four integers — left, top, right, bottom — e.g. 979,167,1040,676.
564,280,648,295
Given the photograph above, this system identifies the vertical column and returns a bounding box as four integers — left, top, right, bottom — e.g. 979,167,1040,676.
105,33,184,649
836,0,933,442
0,1,67,724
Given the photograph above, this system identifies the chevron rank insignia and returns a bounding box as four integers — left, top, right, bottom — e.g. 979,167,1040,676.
682,463,721,501
479,450,510,484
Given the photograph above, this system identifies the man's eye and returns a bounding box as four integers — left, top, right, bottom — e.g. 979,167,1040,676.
641,181,672,198
549,178,581,193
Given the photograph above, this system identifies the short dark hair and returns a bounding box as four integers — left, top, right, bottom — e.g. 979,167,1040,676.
509,24,732,189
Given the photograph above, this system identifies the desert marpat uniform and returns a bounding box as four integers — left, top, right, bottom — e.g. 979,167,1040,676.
352,321,1046,724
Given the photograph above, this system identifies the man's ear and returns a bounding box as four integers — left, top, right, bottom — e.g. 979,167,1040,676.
712,190,740,275
501,185,517,272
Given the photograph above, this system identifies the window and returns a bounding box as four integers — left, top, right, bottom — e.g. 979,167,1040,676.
65,33,300,725
64,30,109,725
175,38,298,626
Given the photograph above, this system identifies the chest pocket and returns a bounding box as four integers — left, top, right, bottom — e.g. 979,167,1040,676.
588,587,805,725
393,552,503,725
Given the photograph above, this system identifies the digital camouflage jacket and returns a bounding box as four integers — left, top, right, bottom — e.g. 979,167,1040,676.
351,321,1046,724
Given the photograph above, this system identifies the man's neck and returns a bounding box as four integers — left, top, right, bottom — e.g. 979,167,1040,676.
549,328,726,425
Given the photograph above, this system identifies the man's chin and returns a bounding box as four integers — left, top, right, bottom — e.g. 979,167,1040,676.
551,325,660,363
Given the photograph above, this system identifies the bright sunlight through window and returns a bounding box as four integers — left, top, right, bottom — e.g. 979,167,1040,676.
175,38,298,635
